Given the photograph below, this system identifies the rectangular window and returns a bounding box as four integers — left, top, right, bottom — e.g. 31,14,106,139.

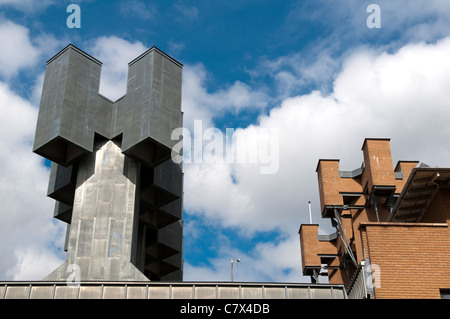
440,289,450,299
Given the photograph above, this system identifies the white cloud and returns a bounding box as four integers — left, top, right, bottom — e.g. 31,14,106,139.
120,0,156,20
375,0,450,42
0,19,62,79
89,36,148,101
182,63,269,132
332,37,450,159
181,36,450,283
183,36,450,245
87,37,269,125
0,20,66,280
272,0,450,87
253,49,340,99
10,248,64,280
0,81,65,280
184,233,302,283
0,20,40,78
2,25,450,283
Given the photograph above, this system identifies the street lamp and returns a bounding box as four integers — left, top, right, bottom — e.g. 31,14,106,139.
230,257,240,281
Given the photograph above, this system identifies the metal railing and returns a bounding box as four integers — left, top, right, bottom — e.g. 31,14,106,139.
0,281,347,299
347,260,375,299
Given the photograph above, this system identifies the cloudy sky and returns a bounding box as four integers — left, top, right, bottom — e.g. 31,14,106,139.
0,0,450,283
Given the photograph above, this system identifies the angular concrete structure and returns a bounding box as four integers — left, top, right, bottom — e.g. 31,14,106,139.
34,44,183,281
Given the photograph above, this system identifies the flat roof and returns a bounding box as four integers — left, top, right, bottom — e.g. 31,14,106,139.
47,44,102,65
0,281,346,299
316,159,340,172
128,46,183,68
394,160,420,172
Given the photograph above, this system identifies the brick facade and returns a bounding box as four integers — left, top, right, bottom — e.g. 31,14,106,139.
299,138,450,299
360,222,450,299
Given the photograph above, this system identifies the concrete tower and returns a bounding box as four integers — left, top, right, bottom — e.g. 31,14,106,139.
33,44,183,281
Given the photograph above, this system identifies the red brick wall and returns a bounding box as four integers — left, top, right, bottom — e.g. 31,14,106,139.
361,139,395,192
422,188,450,224
299,224,321,273
361,222,450,299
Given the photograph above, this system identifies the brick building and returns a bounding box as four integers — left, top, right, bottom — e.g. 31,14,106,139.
299,138,450,299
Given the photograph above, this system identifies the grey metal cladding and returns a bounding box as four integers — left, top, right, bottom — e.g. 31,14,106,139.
111,95,128,139
47,161,76,205
34,45,182,168
138,197,182,231
53,201,73,223
153,159,183,198
122,47,183,167
35,44,184,282
33,45,102,167
161,268,182,282
158,220,182,252
159,198,182,221
45,139,149,281
160,252,183,281
139,160,182,209
95,94,114,139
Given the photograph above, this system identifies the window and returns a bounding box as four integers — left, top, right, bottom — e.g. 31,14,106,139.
440,289,450,299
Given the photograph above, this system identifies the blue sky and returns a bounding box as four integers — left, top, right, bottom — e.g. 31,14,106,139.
1,0,450,282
